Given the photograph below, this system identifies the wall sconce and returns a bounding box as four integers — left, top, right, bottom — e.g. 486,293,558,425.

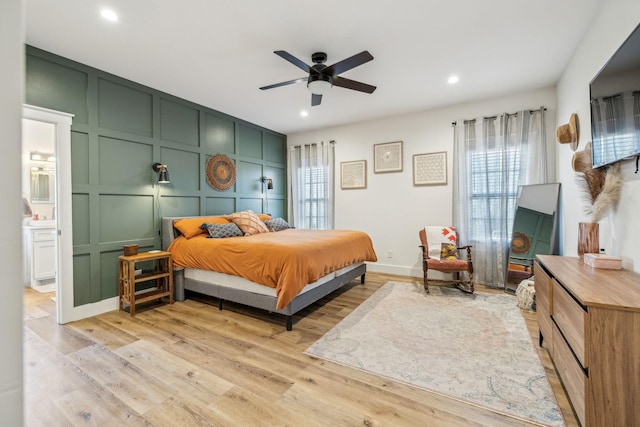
260,176,273,213
152,162,170,184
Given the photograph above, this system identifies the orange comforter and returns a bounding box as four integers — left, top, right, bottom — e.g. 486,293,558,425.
168,229,378,309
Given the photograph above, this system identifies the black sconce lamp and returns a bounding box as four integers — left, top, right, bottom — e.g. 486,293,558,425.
260,176,273,214
152,162,170,184
260,176,273,189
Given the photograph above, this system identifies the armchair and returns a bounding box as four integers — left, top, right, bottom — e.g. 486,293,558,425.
419,226,474,294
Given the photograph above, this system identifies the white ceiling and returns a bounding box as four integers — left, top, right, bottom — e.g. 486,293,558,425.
25,0,603,135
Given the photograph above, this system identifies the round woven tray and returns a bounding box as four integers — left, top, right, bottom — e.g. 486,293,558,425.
206,154,236,191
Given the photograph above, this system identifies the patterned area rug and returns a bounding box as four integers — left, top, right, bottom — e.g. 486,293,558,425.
305,281,563,426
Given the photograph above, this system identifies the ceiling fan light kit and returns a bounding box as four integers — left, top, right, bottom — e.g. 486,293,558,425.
260,50,376,106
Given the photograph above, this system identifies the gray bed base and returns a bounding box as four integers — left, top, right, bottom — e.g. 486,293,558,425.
162,216,367,331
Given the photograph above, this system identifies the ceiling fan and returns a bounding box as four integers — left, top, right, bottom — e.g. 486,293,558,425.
260,50,376,106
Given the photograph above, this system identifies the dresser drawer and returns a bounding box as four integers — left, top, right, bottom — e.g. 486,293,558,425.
534,262,551,314
552,322,586,427
552,279,587,368
534,262,553,350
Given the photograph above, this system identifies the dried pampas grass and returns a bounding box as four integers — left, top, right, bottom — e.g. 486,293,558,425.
577,163,623,223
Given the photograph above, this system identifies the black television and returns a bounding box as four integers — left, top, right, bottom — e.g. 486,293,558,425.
589,22,640,168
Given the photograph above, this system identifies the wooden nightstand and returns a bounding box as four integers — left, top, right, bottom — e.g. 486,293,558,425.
118,250,173,316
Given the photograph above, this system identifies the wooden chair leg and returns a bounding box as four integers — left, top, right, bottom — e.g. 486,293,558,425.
422,260,430,294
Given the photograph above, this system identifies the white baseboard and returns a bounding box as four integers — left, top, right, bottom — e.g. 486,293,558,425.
366,262,422,278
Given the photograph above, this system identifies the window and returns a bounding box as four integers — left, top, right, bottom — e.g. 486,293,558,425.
468,147,520,242
301,166,329,229
288,142,335,229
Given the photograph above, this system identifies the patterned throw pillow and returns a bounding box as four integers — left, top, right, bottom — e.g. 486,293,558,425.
224,210,270,236
440,243,459,260
264,217,290,232
201,222,243,238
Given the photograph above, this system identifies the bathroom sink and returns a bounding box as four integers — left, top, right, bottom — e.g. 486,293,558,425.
28,220,56,227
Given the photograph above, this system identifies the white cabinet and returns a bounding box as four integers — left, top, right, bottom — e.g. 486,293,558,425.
23,226,56,287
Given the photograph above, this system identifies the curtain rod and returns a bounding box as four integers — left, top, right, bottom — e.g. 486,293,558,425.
451,106,547,126
290,140,336,149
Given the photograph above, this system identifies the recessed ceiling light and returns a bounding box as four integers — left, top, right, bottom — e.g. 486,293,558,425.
448,75,459,85
300,110,309,117
101,9,118,22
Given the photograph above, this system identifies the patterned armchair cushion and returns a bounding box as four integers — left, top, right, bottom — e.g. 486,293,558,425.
201,222,243,239
425,226,457,259
440,243,459,260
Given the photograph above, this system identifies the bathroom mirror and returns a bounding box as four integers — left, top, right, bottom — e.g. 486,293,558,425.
506,183,560,291
30,168,55,203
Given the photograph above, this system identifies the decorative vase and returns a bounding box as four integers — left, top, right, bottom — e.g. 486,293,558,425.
578,222,599,258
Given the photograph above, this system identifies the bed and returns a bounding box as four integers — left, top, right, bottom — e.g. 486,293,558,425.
161,215,377,330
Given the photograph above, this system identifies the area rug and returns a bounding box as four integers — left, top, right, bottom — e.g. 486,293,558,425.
305,281,563,426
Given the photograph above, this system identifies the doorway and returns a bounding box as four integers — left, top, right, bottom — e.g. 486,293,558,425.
23,105,73,323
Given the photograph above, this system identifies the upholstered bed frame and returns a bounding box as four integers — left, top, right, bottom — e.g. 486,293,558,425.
161,216,367,330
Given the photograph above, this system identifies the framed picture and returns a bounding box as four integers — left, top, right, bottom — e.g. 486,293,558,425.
413,151,447,186
373,141,403,173
341,160,367,189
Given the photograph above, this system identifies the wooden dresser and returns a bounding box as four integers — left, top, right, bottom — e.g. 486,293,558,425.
535,255,640,426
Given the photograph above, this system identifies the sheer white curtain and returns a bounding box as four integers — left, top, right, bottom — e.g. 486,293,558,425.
453,109,548,288
287,141,335,229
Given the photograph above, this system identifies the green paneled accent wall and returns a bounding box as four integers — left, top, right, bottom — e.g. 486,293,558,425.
204,113,235,154
98,79,153,136
160,98,199,146
25,46,286,308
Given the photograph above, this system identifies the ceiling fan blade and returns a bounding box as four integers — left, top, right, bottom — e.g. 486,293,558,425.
260,77,307,90
324,51,374,76
311,93,322,106
332,76,377,94
274,50,311,73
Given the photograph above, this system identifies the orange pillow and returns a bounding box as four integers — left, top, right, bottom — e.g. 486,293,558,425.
257,213,272,222
225,210,269,236
174,216,230,239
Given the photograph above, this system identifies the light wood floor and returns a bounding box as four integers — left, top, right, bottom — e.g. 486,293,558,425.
24,273,578,426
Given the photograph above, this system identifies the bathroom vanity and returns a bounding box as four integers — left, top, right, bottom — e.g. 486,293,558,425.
23,220,56,288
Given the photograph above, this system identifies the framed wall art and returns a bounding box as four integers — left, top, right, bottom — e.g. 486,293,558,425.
341,160,367,189
413,151,447,186
373,141,403,173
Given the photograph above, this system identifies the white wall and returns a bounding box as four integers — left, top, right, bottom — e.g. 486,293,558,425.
556,0,640,271
289,87,557,277
0,0,24,424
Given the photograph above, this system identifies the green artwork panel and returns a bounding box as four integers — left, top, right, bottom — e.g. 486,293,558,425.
237,198,263,214
238,124,262,159
204,113,235,154
98,78,153,137
71,131,89,186
263,133,285,163
73,254,91,307
100,251,121,300
160,98,199,146
160,196,200,218
99,195,154,243
160,147,200,192
236,161,263,195
263,166,285,197
72,193,90,246
98,136,153,187
25,54,88,124
206,197,235,215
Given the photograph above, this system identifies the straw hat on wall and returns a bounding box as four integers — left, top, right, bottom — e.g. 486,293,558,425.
557,113,579,151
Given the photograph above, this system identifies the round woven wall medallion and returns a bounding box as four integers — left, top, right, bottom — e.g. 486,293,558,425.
511,232,531,254
206,154,236,191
